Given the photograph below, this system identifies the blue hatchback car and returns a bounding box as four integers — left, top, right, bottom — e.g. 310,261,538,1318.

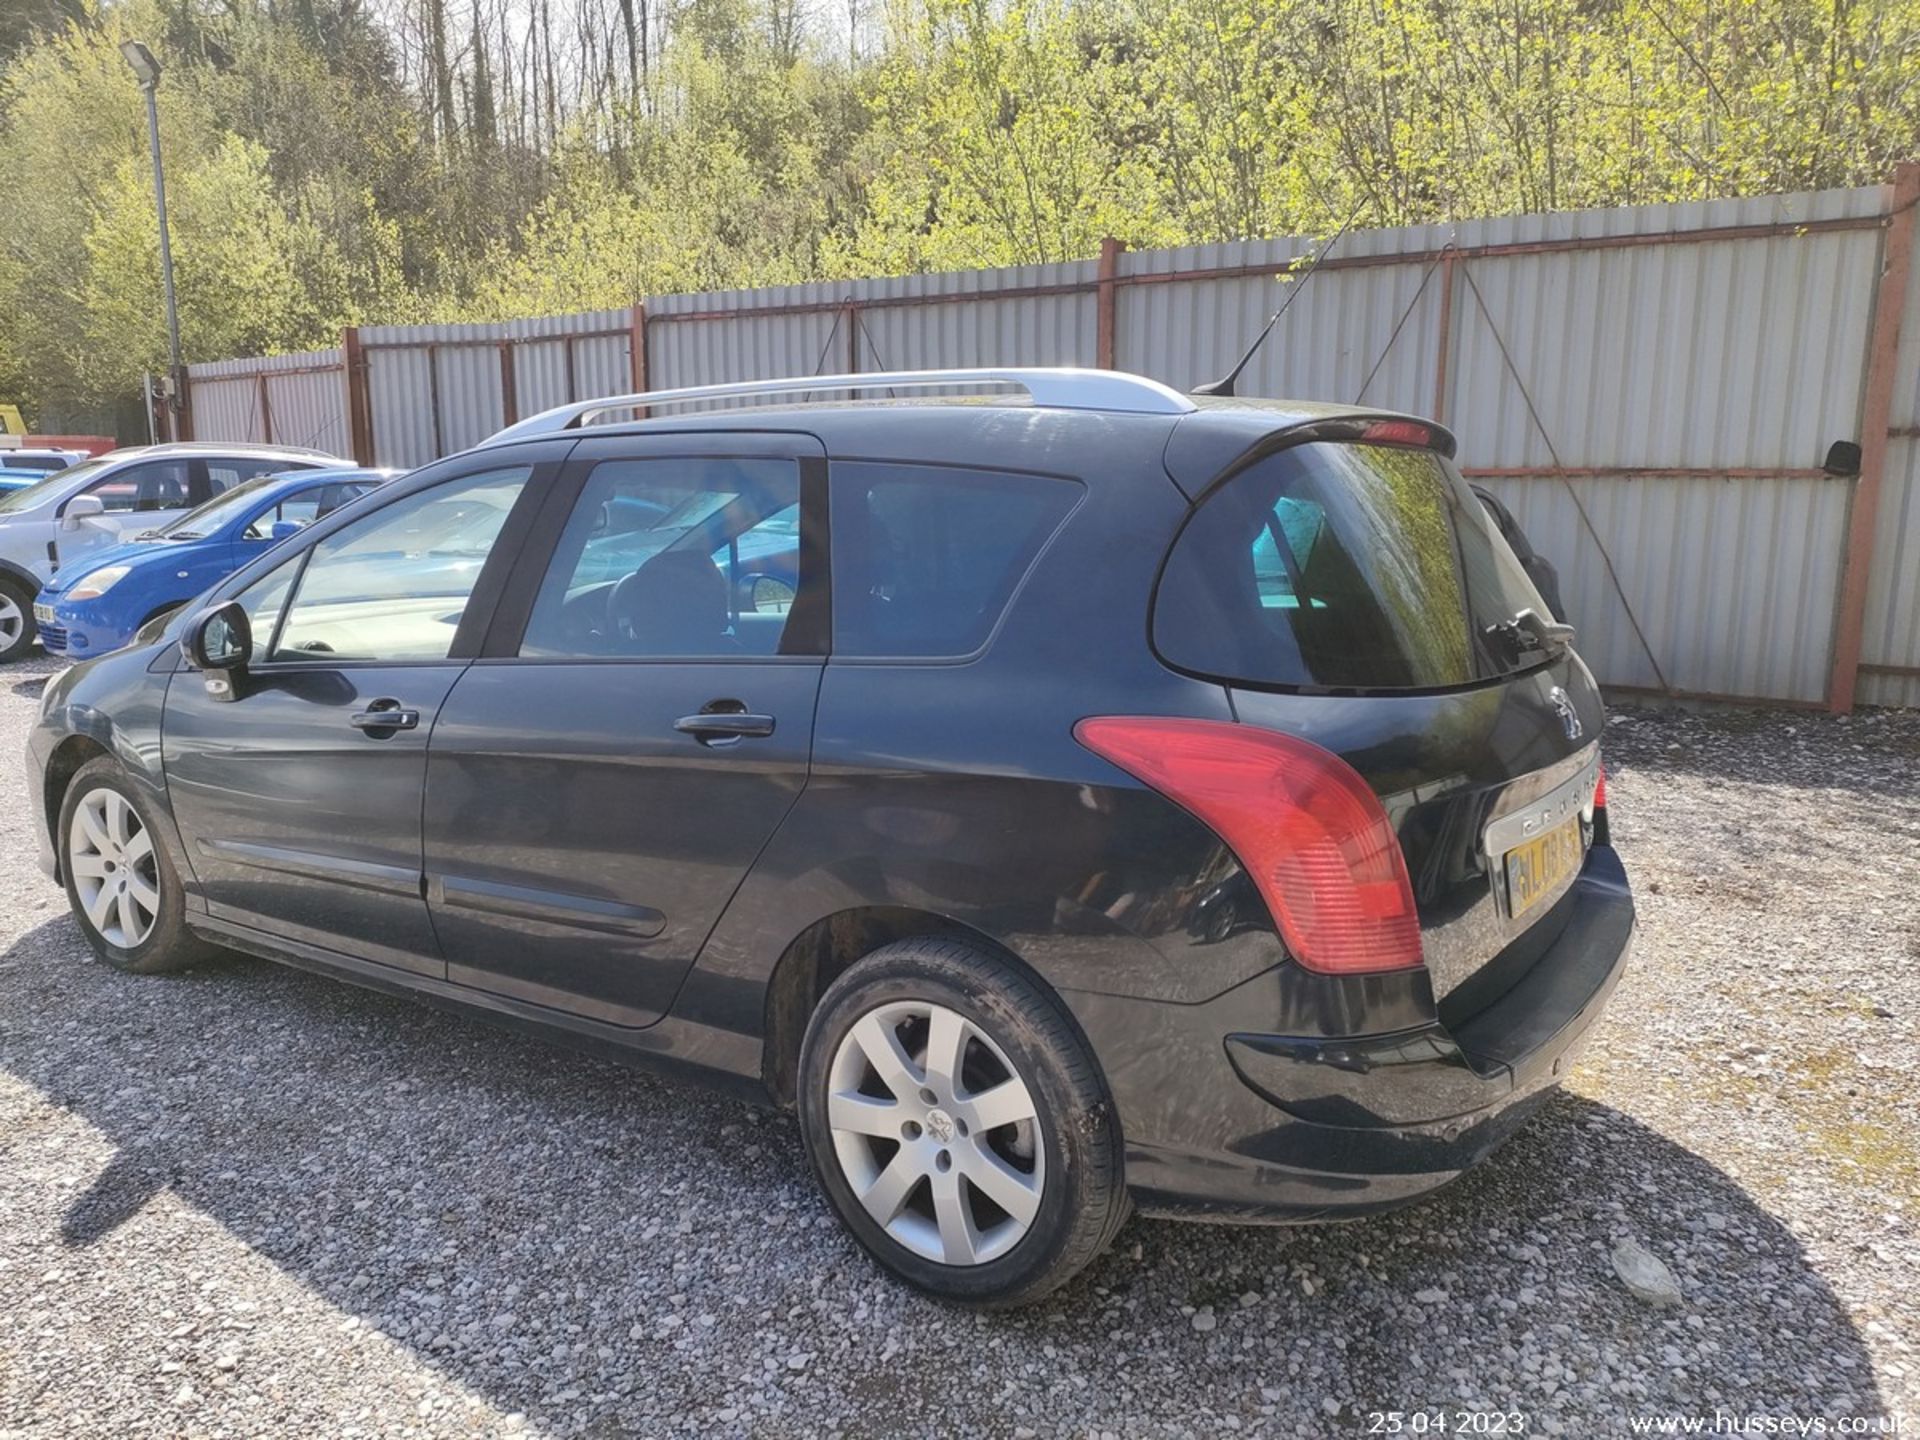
34,467,391,659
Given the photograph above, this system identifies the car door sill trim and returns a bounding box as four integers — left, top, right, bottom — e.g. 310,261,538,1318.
433,873,667,937
183,912,730,1058
197,838,420,897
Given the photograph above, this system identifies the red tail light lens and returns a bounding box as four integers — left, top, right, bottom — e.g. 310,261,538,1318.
1074,716,1423,975
1593,764,1608,809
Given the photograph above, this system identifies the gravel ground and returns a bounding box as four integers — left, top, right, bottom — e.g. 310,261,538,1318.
1,655,1916,1438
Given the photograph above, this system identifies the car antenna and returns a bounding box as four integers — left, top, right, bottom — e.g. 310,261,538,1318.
1192,197,1366,398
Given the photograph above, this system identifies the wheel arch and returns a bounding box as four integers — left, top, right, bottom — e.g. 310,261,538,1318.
42,734,113,880
0,558,42,597
761,905,1047,1108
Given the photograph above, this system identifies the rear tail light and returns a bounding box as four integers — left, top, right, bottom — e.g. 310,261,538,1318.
1591,763,1610,846
1074,716,1423,975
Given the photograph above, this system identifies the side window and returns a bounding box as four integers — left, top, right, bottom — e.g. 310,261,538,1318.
232,555,299,644
521,457,802,658
243,488,335,541
1251,497,1329,609
269,467,531,663
86,460,190,513
830,462,1080,658
205,459,286,497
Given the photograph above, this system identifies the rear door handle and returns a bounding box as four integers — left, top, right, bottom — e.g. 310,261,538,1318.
351,699,420,733
674,712,775,743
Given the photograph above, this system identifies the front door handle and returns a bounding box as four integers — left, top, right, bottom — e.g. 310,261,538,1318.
674,711,776,744
351,699,420,733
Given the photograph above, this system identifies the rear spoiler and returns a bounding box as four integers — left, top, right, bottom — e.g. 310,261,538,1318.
1162,408,1460,502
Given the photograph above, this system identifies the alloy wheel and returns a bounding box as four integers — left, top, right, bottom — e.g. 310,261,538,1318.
67,788,160,949
826,999,1045,1266
0,592,22,649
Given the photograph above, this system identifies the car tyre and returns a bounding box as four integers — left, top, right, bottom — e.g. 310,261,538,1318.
58,757,219,975
798,937,1128,1308
0,576,36,663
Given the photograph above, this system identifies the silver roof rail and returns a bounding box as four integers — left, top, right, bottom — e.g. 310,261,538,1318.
484,367,1196,446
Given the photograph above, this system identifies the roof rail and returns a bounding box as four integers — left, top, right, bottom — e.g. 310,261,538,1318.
483,367,1196,446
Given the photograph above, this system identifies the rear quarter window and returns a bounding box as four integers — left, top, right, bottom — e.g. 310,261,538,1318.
1153,442,1548,691
831,462,1080,658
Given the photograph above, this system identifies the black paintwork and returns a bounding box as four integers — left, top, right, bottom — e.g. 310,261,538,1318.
26,395,1634,1221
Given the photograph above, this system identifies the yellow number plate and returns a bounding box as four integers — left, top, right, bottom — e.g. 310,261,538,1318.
1503,814,1583,920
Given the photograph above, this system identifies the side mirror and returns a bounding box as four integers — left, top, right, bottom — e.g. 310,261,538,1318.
180,600,252,701
270,519,304,542
60,494,105,532
748,573,796,615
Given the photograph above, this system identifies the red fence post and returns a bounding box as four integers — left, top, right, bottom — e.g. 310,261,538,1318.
341,326,375,467
1432,252,1457,423
499,342,519,428
1097,237,1125,369
173,370,193,443
629,302,648,392
1828,160,1920,713
257,372,274,444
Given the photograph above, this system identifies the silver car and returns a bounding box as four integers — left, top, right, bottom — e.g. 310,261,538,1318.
0,441,343,661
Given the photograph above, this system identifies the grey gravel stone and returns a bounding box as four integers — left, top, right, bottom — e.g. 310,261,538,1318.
1612,1240,1683,1308
1,665,1916,1436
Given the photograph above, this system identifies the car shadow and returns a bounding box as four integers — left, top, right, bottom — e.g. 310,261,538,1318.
0,914,1889,1434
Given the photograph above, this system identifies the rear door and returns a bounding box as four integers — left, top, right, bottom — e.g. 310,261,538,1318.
422,432,828,1028
1153,432,1602,1003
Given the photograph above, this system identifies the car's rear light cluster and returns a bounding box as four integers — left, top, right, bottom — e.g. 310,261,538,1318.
1074,717,1423,976
1592,763,1610,846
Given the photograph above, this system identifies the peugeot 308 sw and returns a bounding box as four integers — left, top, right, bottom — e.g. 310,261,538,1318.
27,369,1633,1307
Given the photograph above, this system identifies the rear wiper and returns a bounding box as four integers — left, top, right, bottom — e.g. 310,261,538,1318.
1484,607,1575,662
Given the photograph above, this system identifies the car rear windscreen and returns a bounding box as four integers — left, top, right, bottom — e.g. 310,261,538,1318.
1153,441,1551,691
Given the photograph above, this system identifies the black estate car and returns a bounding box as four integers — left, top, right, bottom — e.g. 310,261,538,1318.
27,369,1632,1307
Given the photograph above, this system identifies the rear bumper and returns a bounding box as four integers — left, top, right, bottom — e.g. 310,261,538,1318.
1095,846,1634,1221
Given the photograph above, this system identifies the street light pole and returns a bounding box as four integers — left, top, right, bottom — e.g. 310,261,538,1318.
120,41,186,442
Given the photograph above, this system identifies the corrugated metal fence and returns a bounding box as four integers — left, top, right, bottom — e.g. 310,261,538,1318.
182,167,1920,710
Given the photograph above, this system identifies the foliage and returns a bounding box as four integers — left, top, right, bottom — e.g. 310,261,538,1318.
1,0,1916,420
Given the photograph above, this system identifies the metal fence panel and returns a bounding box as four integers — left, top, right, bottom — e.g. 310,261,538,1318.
188,376,264,443
1444,190,1885,472
364,345,438,469
1478,472,1851,704
851,263,1098,374
1859,195,1920,709
647,302,843,407
177,179,1920,707
1117,246,1443,413
184,348,345,455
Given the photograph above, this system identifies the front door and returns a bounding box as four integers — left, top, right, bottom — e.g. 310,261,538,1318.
162,458,550,976
423,433,828,1027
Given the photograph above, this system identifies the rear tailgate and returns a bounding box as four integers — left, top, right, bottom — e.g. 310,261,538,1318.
1226,670,1600,1000
1152,429,1605,1000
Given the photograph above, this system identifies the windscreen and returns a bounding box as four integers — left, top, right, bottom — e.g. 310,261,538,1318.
1153,441,1551,691
0,459,109,515
153,474,284,538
